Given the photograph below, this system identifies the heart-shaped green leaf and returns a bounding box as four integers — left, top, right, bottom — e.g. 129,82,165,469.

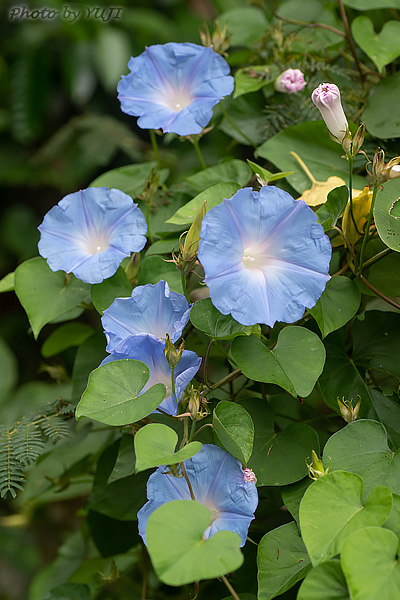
298,560,350,600
232,327,325,397
190,298,257,340
308,276,361,338
258,522,311,600
134,423,202,473
322,419,400,498
213,401,254,465
14,257,90,339
185,159,251,192
352,17,400,72
146,500,243,585
363,71,400,139
341,527,400,599
75,359,166,426
300,471,392,566
167,182,240,225
373,178,400,252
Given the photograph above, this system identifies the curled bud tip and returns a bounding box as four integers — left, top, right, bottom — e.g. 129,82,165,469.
311,83,348,143
244,468,257,485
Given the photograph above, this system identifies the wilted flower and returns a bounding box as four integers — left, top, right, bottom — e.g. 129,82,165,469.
102,335,201,415
101,281,191,353
138,444,258,546
38,187,147,284
198,186,331,327
274,68,306,93
117,42,234,136
311,83,348,142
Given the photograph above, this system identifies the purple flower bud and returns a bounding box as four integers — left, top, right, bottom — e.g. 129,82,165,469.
244,468,257,485
274,68,306,93
311,83,348,142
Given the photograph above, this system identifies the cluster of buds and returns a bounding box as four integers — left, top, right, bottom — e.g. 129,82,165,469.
183,384,210,420
307,450,330,481
367,148,400,185
199,21,231,56
172,201,207,278
274,68,306,94
337,396,361,423
311,83,365,158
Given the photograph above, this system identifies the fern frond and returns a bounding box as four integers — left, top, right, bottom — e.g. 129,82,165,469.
0,429,25,499
40,414,70,441
13,424,44,466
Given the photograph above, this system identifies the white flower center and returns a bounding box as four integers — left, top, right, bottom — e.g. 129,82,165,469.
85,232,110,255
242,245,268,271
165,88,192,112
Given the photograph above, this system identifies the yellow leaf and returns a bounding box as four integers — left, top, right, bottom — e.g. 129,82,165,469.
342,186,373,244
299,176,347,207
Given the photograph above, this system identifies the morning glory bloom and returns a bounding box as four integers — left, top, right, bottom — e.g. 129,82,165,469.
38,187,147,284
311,83,348,142
101,281,191,353
198,186,331,327
138,444,258,546
102,335,201,415
117,42,234,136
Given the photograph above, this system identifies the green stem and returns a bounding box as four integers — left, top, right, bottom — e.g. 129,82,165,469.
191,423,213,439
180,461,196,500
180,270,191,303
219,102,257,148
146,201,154,244
361,247,393,271
192,138,207,170
347,155,362,236
149,129,161,169
221,575,240,600
357,273,400,311
171,365,178,410
202,368,242,397
358,182,379,274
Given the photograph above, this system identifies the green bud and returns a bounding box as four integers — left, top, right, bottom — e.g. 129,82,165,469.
182,201,207,263
164,333,184,368
352,123,365,156
337,396,361,423
124,253,140,285
307,450,329,480
372,148,385,183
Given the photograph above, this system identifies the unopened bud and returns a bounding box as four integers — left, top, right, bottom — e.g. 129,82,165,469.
183,201,207,264
274,68,306,94
244,468,257,485
164,334,184,368
307,450,329,480
199,21,231,56
352,123,365,156
381,157,400,183
311,83,348,143
372,148,385,183
337,396,361,423
124,253,140,285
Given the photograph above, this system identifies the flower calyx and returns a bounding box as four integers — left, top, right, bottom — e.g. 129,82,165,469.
337,396,361,423
307,450,330,481
164,333,184,369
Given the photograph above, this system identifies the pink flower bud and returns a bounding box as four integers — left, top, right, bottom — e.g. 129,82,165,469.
311,83,348,142
274,68,306,93
244,468,257,485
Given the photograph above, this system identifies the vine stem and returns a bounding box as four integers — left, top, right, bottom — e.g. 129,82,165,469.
171,366,178,411
221,575,241,600
202,368,242,397
145,201,154,244
358,182,379,273
338,0,365,80
361,247,393,271
356,273,400,311
149,129,161,169
347,155,362,236
219,102,257,148
192,138,207,170
180,270,191,303
180,461,196,500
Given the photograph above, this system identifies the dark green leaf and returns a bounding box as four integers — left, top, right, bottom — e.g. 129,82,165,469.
363,72,400,139
298,560,350,600
373,179,400,252
190,298,256,340
309,276,361,338
213,401,254,465
41,323,94,358
167,182,240,226
185,159,251,192
316,186,349,231
91,267,132,314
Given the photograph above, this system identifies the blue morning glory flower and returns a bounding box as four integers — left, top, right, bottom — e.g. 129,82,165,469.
38,187,147,285
117,42,234,136
101,281,191,353
198,186,332,327
138,444,258,547
102,335,201,415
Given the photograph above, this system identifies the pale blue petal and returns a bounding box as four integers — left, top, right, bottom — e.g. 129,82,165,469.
137,445,258,547
102,281,191,352
199,185,332,327
118,42,234,136
38,187,147,284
